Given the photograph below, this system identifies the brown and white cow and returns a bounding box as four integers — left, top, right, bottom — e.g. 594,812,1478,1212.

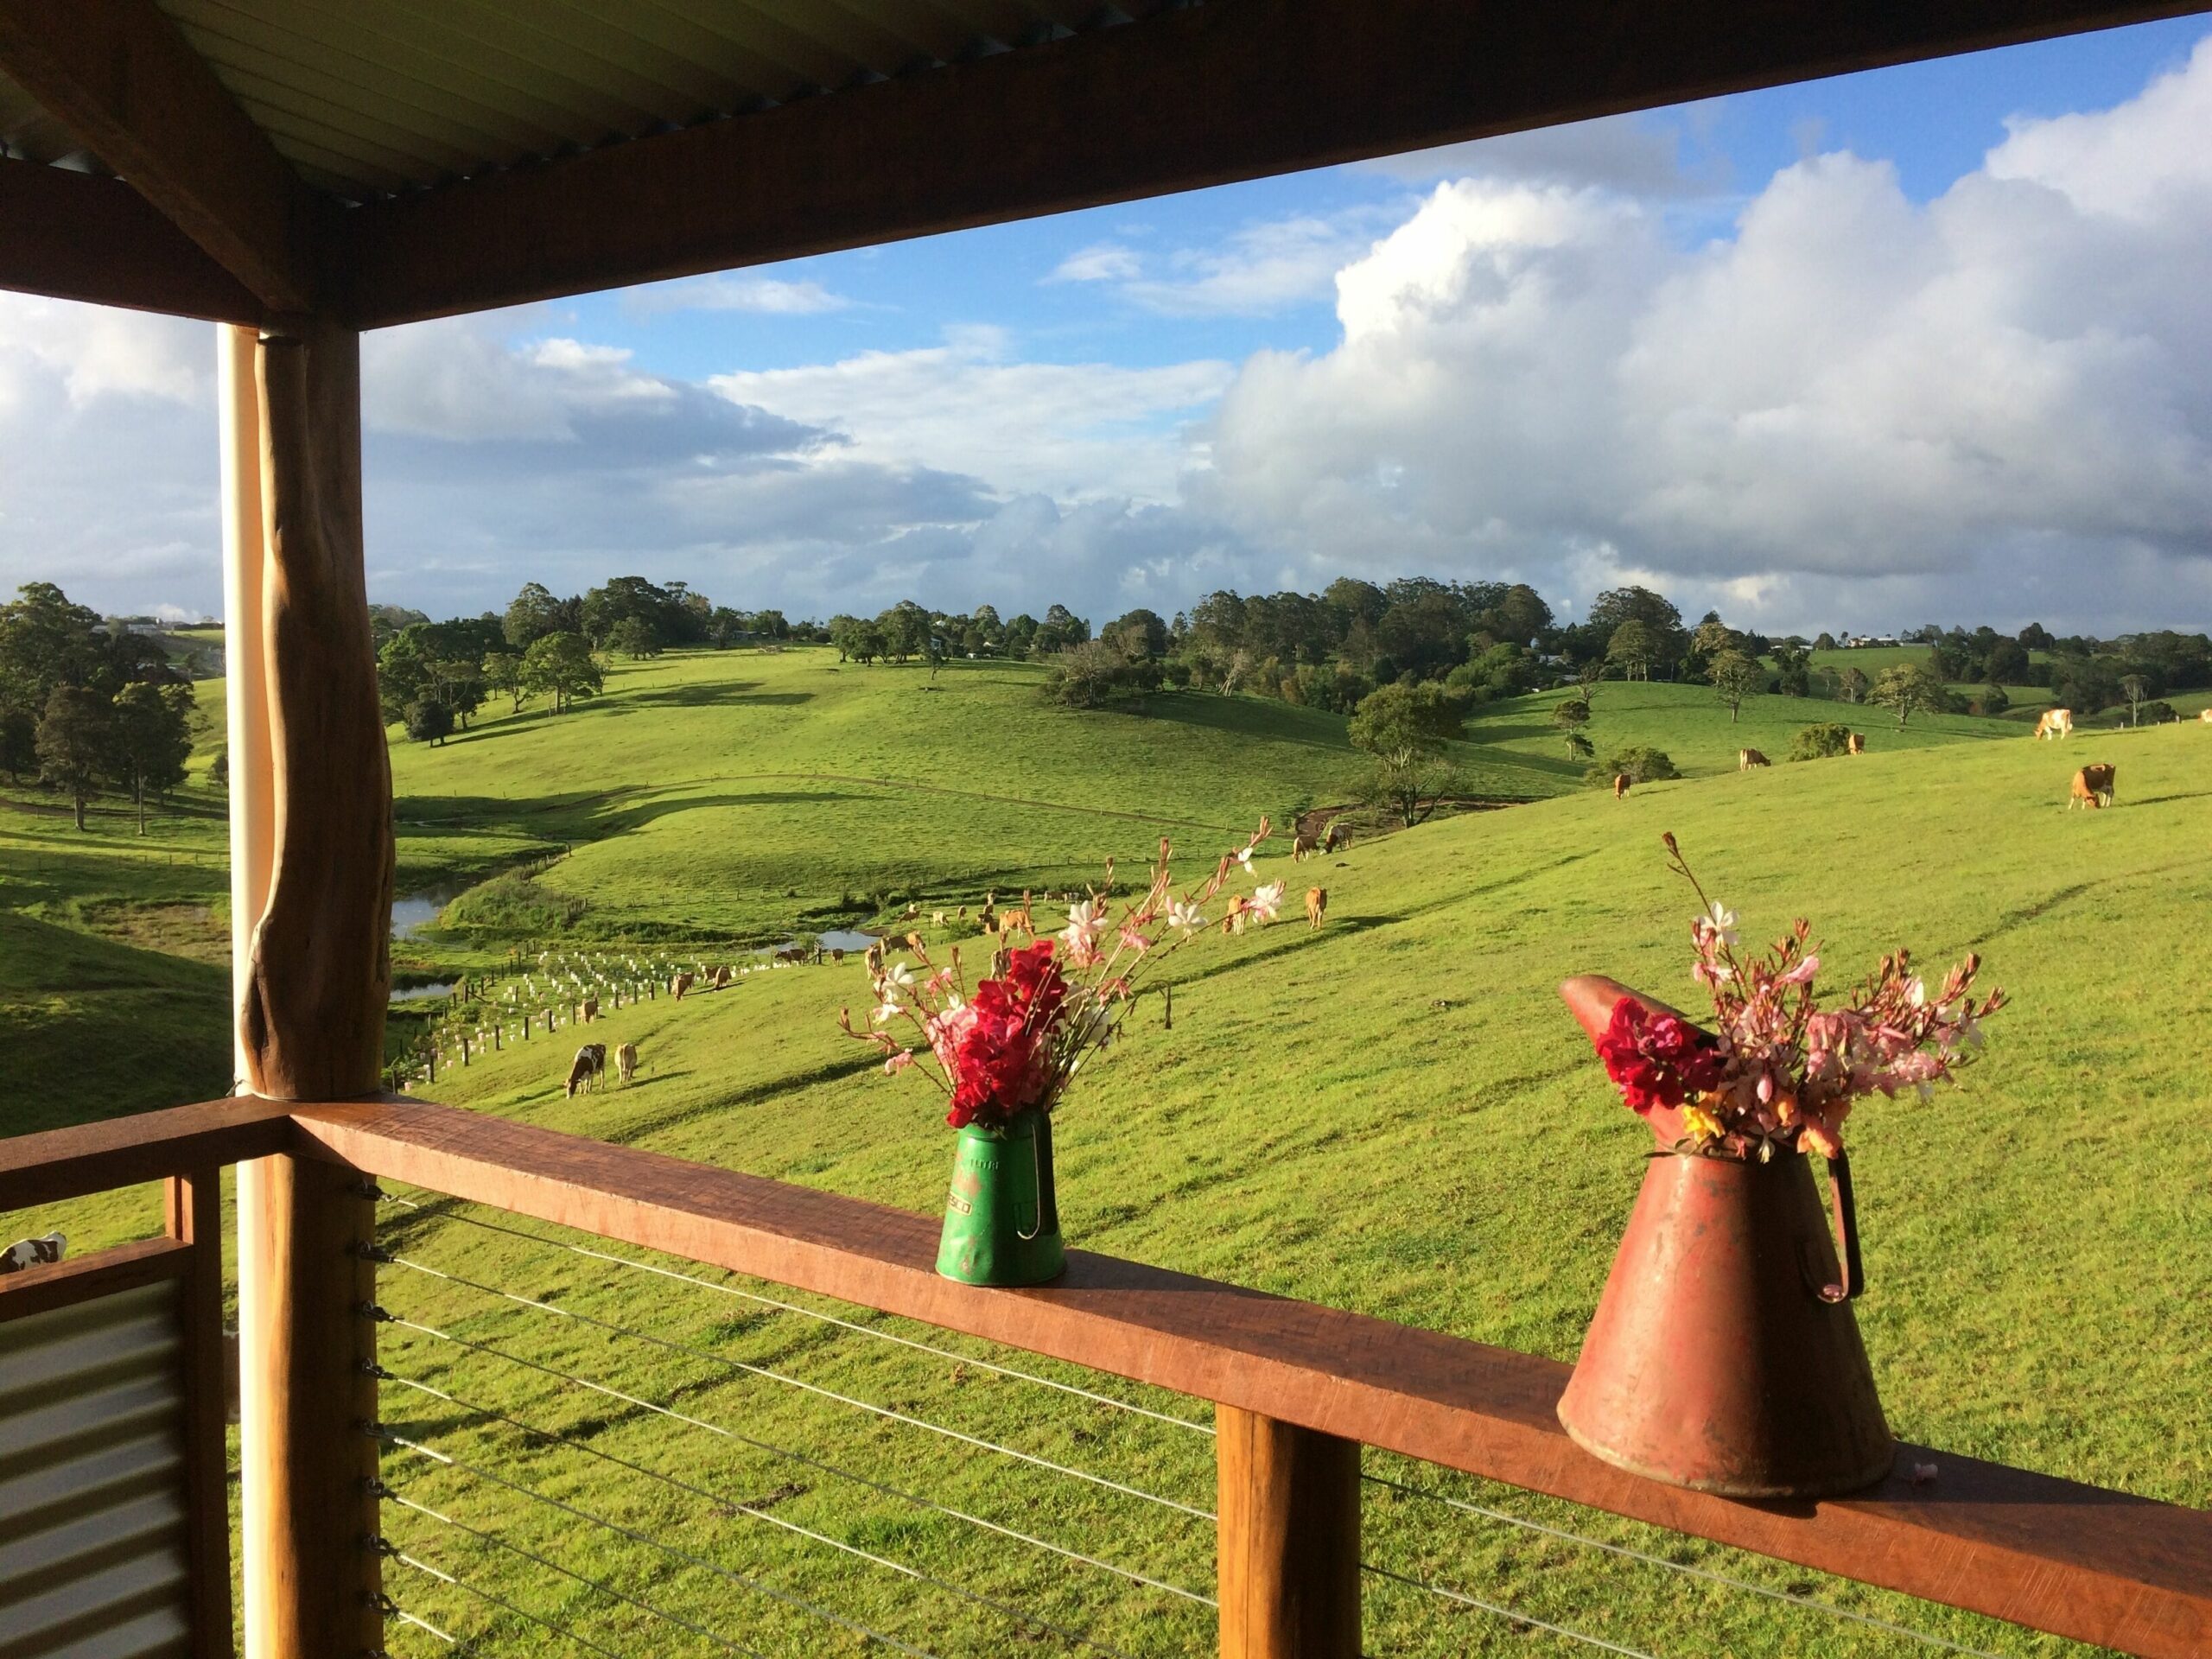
710,964,732,990
1847,732,1866,755
2034,708,2075,741
1291,832,1319,861
1612,773,1630,799
581,995,598,1022
614,1042,639,1085
671,971,694,1001
1322,820,1348,854
563,1044,607,1096
1738,748,1770,770
0,1232,66,1274
2069,763,2116,810
1305,887,1327,930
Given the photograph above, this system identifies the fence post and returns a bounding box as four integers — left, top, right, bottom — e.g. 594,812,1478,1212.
1216,1405,1360,1659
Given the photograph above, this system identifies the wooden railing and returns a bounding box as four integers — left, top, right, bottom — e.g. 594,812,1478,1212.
5,1095,2211,1658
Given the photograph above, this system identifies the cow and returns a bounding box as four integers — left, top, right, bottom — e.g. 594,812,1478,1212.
977,892,998,933
1847,732,1866,755
710,964,732,991
773,945,808,964
563,1044,607,1097
1738,748,1771,770
1612,773,1630,799
2034,708,2075,741
0,1233,66,1274
2069,763,2116,810
931,911,947,927
1322,821,1348,855
1291,832,1319,862
671,971,694,1001
1000,893,1035,937
581,995,599,1021
614,1042,639,1085
1305,887,1327,930
1220,893,1250,934
2200,709,2212,724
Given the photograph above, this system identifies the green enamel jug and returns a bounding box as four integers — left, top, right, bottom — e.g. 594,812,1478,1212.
936,1108,1065,1287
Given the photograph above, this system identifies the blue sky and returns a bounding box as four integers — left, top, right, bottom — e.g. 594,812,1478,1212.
3,17,2209,634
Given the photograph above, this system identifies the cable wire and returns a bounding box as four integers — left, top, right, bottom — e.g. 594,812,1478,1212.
382,1491,772,1659
381,1366,1141,1659
380,1429,945,1658
379,1312,1215,1607
376,1594,456,1647
390,1546,626,1658
384,1193,1211,1434
1363,1472,2001,1657
1363,1561,1661,1659
384,1253,1214,1520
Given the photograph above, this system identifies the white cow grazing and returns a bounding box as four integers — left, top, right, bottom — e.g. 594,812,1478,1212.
0,1232,66,1274
615,1042,639,1085
2034,708,2075,741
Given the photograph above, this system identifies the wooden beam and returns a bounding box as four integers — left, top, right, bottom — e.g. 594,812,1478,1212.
0,1234,190,1321
168,1172,236,1659
289,1096,2212,1658
0,0,320,311
234,318,394,1098
0,1095,298,1212
334,0,2211,327
0,156,264,322
236,1150,382,1658
1217,1406,1361,1659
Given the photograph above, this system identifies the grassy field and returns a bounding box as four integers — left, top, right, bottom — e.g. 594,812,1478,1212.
4,646,2209,1656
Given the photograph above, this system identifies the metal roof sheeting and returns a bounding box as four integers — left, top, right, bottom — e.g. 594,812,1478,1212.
0,1282,195,1659
2,2,1173,201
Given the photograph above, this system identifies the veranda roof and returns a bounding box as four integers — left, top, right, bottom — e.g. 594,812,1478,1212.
1,0,2202,328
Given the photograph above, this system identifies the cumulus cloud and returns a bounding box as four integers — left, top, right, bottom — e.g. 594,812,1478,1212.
1198,40,2212,631
1363,110,1716,197
1054,209,1401,318
1050,243,1145,283
626,275,858,315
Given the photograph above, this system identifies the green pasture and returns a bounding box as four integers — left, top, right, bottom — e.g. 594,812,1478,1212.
5,644,2210,1656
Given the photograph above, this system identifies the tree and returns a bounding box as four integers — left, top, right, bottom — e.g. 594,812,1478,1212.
1836,666,1870,705
520,632,604,714
1108,608,1170,661
608,617,663,660
109,681,194,833
1708,649,1764,723
1551,696,1591,756
1815,632,1838,651
1984,639,2031,683
503,582,563,650
2120,673,2150,726
0,707,34,783
210,749,229,790
483,652,526,713
878,601,931,663
1350,682,1465,827
404,697,454,745
1585,746,1680,788
1974,683,2011,717
1565,732,1594,762
1770,642,1812,696
1046,640,1160,709
1868,663,1949,728
1789,722,1855,761
1574,658,1603,703
35,683,111,830
1606,620,1655,682
1586,585,1682,637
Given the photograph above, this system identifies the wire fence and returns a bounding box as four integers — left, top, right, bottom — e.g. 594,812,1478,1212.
365,1186,2078,1659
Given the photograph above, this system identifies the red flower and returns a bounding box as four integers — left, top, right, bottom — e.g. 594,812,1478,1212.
941,942,1068,1130
1596,998,1722,1116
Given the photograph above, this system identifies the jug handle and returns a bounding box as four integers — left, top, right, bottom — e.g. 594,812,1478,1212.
1808,1151,1865,1304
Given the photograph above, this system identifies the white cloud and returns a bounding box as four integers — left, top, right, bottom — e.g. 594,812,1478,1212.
1195,42,2212,632
626,275,857,315
709,328,1231,503
1121,211,1397,317
1050,243,1145,283
1362,110,1713,197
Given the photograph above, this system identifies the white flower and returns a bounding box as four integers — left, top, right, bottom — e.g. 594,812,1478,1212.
1703,901,1738,947
1907,976,1928,1007
1167,899,1207,933
1248,881,1286,924
887,962,916,989
1234,847,1255,871
871,1000,901,1025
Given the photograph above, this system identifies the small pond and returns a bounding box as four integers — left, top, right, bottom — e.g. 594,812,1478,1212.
391,883,469,939
390,981,456,1004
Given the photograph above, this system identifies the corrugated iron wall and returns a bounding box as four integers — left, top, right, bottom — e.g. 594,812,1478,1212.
0,1281,197,1659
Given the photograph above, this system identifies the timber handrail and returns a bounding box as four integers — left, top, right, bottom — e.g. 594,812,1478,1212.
7,1094,2210,1656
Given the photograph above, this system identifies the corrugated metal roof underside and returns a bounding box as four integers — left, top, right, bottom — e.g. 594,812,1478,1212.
1,2,1180,202
0,1283,195,1659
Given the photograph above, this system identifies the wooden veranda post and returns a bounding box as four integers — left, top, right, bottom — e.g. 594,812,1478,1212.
1217,1405,1361,1658
224,318,392,1659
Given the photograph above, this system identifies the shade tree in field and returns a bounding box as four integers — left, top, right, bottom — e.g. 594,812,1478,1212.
482,652,525,713
1551,696,1592,756
1707,650,1764,723
1789,722,1856,761
109,681,196,833
1868,664,1951,728
1585,745,1680,789
521,632,605,714
1350,681,1466,828
607,617,663,660
35,684,111,830
1606,620,1658,682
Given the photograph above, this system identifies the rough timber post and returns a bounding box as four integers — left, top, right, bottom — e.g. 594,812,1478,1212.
225,318,391,1659
1217,1405,1361,1657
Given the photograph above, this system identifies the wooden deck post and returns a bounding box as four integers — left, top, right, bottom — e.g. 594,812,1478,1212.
1216,1405,1361,1658
223,317,391,1659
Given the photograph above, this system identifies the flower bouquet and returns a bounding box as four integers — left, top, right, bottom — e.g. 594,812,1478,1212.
1554,834,2005,1497
843,823,1280,1285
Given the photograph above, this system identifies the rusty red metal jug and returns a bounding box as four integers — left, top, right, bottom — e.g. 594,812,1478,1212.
1554,976,1896,1498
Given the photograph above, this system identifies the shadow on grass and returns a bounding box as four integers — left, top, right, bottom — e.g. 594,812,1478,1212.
623,683,814,710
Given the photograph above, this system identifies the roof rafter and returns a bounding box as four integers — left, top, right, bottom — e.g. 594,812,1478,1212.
0,155,264,322
333,0,2211,329
0,0,321,313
